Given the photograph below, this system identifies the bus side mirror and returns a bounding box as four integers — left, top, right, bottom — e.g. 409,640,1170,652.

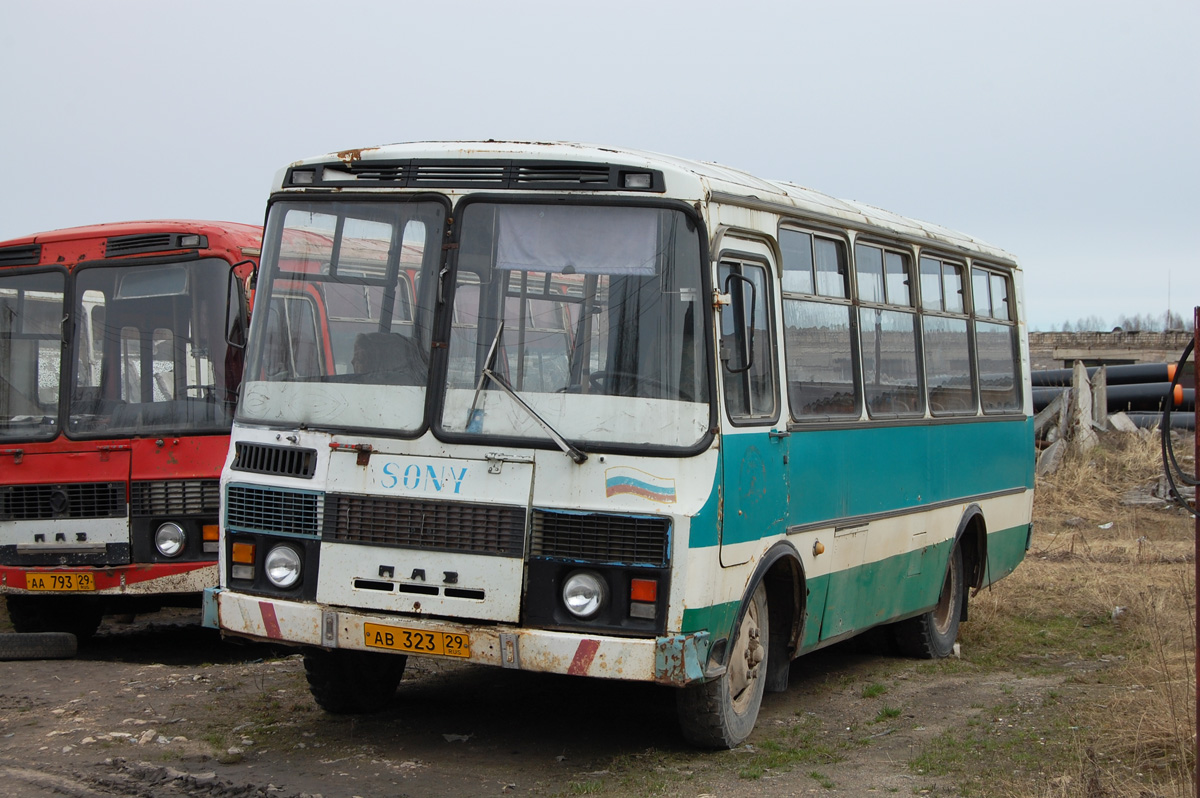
722,272,756,374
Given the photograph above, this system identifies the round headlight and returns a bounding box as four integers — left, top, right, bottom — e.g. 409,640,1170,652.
154,523,186,558
264,544,302,589
562,571,608,619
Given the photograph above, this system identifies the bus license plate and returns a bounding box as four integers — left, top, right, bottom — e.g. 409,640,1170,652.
363,622,470,658
27,572,96,591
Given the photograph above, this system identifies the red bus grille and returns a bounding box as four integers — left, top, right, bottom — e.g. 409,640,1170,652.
0,482,127,521
322,494,525,557
130,480,220,517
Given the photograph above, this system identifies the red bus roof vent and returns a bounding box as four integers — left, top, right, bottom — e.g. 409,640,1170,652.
0,243,42,267
105,233,207,258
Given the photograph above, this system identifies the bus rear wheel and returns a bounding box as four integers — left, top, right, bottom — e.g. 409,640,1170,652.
5,595,103,640
303,649,407,714
891,544,963,659
675,581,768,749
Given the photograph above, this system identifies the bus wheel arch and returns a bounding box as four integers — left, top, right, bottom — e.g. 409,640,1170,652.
758,543,805,693
676,542,804,748
956,504,988,621
890,510,982,659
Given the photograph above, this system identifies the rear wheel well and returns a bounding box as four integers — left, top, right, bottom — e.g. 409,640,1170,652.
957,509,988,620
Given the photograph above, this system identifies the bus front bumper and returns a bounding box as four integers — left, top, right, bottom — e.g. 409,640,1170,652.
0,562,216,596
203,588,710,687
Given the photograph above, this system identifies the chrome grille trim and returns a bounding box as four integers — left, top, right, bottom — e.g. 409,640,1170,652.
323,493,525,557
225,485,320,536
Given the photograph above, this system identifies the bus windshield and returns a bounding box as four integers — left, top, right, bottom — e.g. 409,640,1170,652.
439,203,709,450
0,270,65,440
239,199,444,433
68,258,246,436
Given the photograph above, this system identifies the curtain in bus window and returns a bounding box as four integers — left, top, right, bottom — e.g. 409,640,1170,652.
859,308,922,417
496,205,658,275
972,268,992,316
923,316,975,414
919,257,942,311
976,320,1020,413
990,274,1010,319
941,263,964,313
814,238,848,298
885,252,912,306
855,245,885,304
780,229,815,294
784,299,858,418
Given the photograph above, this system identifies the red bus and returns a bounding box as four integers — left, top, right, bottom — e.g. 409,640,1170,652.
0,220,260,637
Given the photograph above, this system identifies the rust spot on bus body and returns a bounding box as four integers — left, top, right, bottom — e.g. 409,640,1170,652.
335,147,380,164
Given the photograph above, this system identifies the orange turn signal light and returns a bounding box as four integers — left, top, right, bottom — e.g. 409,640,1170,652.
231,542,256,564
630,578,658,603
202,525,220,542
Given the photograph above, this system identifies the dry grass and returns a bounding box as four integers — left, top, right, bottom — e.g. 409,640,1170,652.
973,428,1197,797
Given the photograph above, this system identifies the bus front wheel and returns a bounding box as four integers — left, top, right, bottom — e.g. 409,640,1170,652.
303,649,407,714
891,544,964,659
675,581,768,749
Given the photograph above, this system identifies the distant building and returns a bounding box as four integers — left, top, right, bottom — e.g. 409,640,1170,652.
1028,330,1192,371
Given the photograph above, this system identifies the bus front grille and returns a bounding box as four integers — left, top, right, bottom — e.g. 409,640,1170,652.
323,494,525,557
531,510,670,566
130,479,220,517
225,485,320,536
0,482,127,521
231,442,317,479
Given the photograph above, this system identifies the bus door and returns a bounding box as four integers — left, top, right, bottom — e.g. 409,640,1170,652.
716,243,787,568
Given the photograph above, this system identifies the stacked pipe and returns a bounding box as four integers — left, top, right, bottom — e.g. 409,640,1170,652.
1031,362,1194,429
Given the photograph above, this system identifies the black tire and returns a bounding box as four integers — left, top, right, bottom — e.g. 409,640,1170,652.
0,632,78,660
5,595,103,640
676,581,768,749
303,648,407,714
891,544,964,659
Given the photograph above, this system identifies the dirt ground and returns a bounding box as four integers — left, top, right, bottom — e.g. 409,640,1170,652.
0,606,1078,798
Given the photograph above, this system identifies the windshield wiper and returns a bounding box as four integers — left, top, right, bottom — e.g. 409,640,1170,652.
466,323,588,464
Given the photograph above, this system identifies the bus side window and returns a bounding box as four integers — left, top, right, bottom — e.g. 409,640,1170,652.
780,230,859,420
719,260,777,422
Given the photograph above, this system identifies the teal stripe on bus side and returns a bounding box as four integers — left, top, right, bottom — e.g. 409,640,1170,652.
709,417,1033,548
681,524,1029,651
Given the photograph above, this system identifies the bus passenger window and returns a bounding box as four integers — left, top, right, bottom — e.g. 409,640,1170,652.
781,229,859,420
972,266,1020,413
856,244,922,418
919,256,975,415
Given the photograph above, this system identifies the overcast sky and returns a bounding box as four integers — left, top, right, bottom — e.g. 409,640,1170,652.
1,1,1196,331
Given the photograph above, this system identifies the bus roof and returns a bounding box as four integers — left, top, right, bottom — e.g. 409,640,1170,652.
278,141,1018,265
0,219,262,249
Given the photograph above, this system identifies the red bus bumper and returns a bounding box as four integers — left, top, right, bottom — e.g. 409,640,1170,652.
0,562,216,596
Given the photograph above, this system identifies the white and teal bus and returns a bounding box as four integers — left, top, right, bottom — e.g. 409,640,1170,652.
206,141,1032,748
